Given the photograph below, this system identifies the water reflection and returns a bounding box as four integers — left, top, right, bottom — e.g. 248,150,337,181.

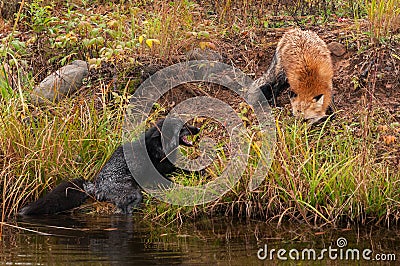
0,214,399,265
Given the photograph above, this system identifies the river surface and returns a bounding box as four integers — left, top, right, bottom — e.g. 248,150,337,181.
1,214,399,265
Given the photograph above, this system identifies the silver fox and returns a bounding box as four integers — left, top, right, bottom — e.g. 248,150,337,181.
19,118,200,215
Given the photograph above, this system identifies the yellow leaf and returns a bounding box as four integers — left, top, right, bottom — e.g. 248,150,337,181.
199,41,207,49
138,35,144,44
199,41,216,50
145,39,160,48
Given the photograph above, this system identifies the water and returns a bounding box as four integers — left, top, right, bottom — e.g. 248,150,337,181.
1,214,399,265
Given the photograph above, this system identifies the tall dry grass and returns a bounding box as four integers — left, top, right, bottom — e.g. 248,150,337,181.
367,0,400,42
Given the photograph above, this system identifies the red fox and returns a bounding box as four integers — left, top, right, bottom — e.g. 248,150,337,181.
252,28,334,124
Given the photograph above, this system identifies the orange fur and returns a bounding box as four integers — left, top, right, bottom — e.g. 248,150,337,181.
277,29,333,122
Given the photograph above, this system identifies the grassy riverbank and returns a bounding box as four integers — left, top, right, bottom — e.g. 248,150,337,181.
0,0,399,227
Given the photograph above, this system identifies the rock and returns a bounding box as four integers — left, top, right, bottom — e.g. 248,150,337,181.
185,48,223,62
327,41,346,57
31,60,89,105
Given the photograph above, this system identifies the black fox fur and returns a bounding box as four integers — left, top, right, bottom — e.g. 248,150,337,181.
19,118,200,215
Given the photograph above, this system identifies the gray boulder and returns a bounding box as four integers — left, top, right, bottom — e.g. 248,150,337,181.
31,60,88,105
327,41,346,57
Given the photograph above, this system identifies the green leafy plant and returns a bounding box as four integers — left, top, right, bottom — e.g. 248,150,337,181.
25,0,58,33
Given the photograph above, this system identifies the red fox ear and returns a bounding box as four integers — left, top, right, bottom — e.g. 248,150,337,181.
313,94,324,105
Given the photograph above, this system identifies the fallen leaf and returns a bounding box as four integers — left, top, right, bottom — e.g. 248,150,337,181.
199,41,207,49
138,35,144,44
383,135,397,145
194,117,207,123
186,31,197,37
199,41,216,50
206,42,216,50
385,83,393,89
377,125,388,132
145,38,160,48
